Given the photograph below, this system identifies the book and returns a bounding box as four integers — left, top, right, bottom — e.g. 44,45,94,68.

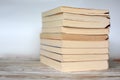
40,55,109,72
42,27,109,35
40,45,108,55
40,6,110,72
43,13,109,23
40,39,108,48
42,6,109,17
43,20,110,29
40,49,109,61
40,33,108,41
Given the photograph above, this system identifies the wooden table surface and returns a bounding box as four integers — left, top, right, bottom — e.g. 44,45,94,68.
0,60,120,80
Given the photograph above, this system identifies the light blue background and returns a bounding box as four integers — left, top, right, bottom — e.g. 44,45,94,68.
0,0,119,60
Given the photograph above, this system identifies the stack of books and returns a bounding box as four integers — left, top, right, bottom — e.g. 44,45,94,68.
40,6,110,72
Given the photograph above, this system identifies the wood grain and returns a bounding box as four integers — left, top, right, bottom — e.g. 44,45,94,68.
0,60,119,80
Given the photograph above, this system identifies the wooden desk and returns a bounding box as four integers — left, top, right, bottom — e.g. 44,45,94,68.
0,60,119,80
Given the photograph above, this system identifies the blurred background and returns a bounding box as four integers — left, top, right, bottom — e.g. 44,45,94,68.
0,0,119,60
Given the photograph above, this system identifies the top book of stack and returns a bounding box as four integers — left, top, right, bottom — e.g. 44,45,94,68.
42,6,110,29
